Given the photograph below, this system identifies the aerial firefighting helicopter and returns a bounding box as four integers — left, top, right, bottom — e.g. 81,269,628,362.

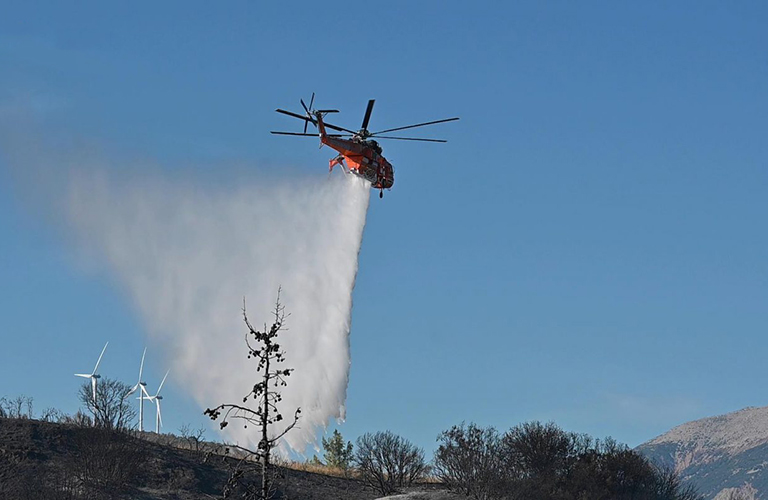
271,94,459,198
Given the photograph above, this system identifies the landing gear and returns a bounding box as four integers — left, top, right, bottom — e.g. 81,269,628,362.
379,189,383,199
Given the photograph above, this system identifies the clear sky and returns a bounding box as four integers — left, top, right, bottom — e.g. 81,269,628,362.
1,0,767,456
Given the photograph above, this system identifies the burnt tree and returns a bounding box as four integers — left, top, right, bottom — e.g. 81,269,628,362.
205,290,300,500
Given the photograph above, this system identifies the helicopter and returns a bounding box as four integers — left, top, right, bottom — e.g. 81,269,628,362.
271,94,459,198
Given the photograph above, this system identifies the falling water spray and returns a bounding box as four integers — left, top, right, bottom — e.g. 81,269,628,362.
66,169,371,452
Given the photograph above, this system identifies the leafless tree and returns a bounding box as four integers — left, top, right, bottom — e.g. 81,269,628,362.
205,290,301,500
434,422,505,500
354,430,428,496
651,465,704,500
1,395,34,419
40,407,63,422
179,423,208,454
78,377,136,431
59,410,93,427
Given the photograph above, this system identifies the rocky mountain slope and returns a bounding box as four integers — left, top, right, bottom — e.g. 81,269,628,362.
637,406,768,499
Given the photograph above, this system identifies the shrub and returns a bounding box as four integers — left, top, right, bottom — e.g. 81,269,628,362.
355,430,428,495
71,427,144,499
435,421,702,500
434,422,504,500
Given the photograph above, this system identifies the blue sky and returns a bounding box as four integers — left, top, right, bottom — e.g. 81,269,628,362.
1,0,767,456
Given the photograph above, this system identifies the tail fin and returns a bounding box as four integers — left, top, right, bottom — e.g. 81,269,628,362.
315,112,327,147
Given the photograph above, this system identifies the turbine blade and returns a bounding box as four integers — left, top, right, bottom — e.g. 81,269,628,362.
138,347,146,382
92,342,108,375
141,385,152,398
91,377,97,401
126,384,139,397
74,374,91,378
156,370,169,396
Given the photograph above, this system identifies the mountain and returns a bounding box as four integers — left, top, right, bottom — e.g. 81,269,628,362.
636,406,768,499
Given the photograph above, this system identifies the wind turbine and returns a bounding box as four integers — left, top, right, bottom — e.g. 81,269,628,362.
143,370,169,434
124,347,149,432
74,342,108,405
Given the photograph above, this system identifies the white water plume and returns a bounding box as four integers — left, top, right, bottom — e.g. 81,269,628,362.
66,169,371,452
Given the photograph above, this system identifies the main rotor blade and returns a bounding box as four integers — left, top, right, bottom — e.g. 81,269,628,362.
93,342,108,375
271,131,318,136
308,92,315,111
271,132,350,137
371,117,460,135
361,99,375,131
274,109,356,134
371,136,448,143
277,108,315,124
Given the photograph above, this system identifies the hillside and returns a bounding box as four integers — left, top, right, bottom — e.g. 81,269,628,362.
0,417,451,499
637,406,768,499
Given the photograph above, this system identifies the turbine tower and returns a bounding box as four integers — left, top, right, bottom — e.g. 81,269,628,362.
144,370,169,434
124,347,149,432
74,342,108,406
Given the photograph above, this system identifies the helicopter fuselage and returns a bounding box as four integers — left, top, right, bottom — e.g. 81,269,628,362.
319,116,394,191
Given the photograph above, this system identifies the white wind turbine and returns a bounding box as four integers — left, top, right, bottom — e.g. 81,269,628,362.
143,370,169,434
124,347,149,432
74,342,108,405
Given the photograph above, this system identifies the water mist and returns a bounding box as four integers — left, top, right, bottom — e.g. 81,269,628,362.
67,169,371,452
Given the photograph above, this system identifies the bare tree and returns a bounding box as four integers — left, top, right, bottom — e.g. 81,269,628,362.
205,290,301,500
40,407,63,422
354,430,428,495
78,377,136,431
59,410,94,427
434,423,505,500
2,395,34,419
651,465,703,500
179,423,207,454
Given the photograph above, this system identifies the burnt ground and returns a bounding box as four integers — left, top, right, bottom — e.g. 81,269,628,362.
0,418,447,500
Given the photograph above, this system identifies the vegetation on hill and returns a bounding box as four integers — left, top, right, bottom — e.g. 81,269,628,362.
0,295,703,499
433,421,701,500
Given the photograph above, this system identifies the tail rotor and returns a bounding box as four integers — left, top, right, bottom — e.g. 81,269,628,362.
300,93,316,133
